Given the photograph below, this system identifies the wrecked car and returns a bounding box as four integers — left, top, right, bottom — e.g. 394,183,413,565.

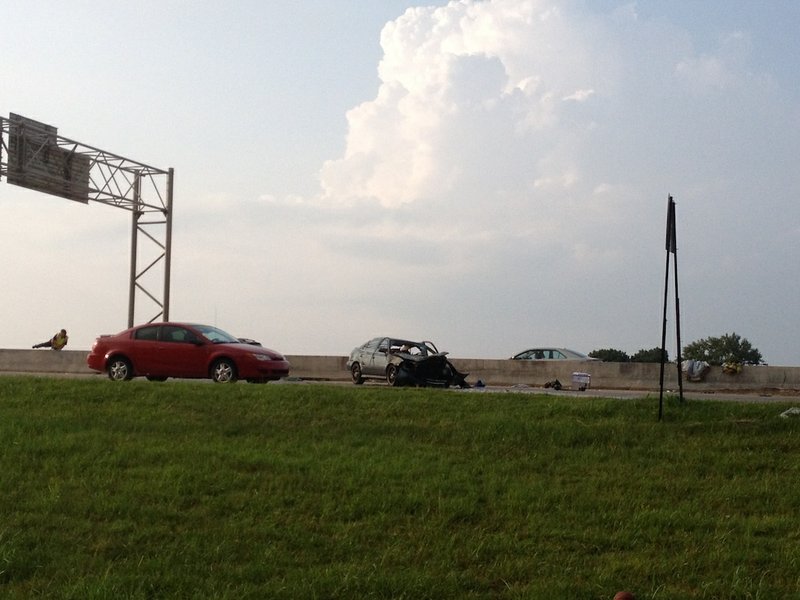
347,337,469,388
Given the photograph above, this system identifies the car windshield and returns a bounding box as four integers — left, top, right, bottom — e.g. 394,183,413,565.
192,324,240,344
388,340,439,357
515,348,588,360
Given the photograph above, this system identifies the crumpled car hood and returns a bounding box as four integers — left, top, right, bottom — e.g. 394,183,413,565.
390,352,469,388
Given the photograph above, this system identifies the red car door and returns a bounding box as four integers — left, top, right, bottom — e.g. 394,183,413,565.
157,325,209,378
127,325,162,375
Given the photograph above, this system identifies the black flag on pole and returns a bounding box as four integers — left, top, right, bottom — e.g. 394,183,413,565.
665,195,676,254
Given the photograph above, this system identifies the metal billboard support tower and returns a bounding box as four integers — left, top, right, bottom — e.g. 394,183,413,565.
0,113,173,327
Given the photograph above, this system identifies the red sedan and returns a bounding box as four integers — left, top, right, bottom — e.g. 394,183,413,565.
86,322,290,383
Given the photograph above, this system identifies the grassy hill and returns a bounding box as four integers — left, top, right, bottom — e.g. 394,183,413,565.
0,376,798,599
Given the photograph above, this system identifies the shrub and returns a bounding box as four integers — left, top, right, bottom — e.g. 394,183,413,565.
631,347,669,363
683,332,763,366
589,348,630,362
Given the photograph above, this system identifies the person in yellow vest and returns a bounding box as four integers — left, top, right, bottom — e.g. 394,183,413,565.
33,329,68,350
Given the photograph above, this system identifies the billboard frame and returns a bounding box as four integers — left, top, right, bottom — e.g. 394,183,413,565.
0,113,174,327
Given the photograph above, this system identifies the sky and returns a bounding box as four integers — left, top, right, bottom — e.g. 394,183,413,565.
2,0,799,365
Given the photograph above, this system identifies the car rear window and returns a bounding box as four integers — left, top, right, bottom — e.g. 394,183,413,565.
134,326,159,341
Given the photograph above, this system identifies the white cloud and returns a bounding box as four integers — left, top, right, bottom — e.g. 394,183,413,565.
317,0,616,210
279,0,800,361
4,0,799,366
563,88,595,102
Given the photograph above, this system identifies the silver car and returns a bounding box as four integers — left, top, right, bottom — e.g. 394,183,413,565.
347,337,469,387
511,348,598,361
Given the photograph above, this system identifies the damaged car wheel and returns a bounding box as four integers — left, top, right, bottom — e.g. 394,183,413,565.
386,364,401,387
351,362,364,384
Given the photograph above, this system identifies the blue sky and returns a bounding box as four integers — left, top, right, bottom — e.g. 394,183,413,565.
2,0,799,365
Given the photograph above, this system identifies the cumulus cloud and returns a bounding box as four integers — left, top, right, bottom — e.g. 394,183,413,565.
316,0,616,212
259,0,799,360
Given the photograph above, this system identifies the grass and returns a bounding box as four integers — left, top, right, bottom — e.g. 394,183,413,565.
0,376,799,599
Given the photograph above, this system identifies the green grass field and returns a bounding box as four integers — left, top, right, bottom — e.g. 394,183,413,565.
0,376,798,599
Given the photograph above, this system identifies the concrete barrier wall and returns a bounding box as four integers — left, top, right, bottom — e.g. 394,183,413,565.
0,349,93,375
2,349,800,393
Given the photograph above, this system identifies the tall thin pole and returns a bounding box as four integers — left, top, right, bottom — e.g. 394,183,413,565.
128,174,141,328
658,197,673,420
163,167,174,322
672,199,684,403
658,195,686,417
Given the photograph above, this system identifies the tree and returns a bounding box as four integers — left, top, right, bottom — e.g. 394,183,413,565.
682,332,763,366
631,347,669,363
589,348,630,362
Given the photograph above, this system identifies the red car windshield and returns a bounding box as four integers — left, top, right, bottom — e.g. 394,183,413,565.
191,324,240,344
